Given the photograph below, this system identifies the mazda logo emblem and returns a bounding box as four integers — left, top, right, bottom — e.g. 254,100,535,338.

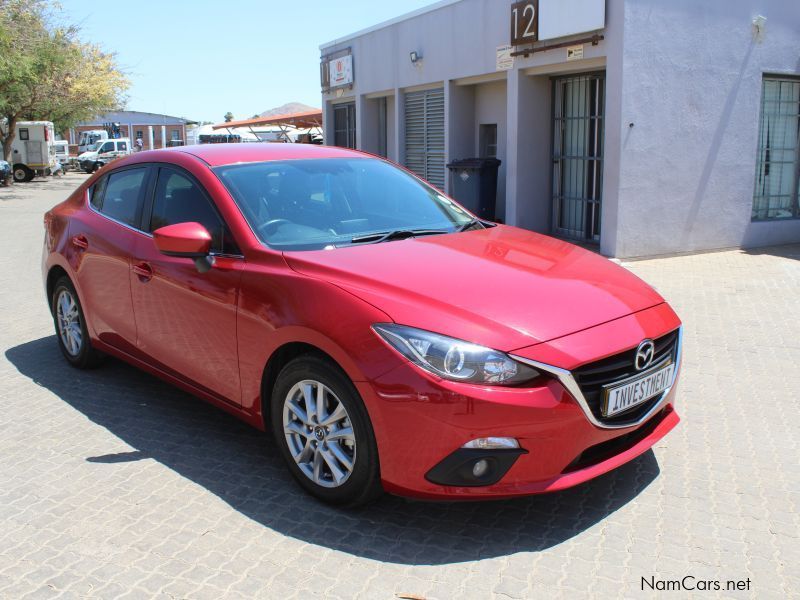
634,339,655,371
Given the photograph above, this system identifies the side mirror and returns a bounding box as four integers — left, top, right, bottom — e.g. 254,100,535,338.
152,222,215,273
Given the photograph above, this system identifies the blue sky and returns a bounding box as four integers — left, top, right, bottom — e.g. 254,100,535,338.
57,0,438,123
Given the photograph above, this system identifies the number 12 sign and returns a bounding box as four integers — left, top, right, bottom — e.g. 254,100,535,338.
511,0,538,46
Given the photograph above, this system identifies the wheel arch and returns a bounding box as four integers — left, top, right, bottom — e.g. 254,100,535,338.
259,341,348,430
46,264,71,314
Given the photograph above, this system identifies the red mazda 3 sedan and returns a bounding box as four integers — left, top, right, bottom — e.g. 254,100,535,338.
42,144,682,506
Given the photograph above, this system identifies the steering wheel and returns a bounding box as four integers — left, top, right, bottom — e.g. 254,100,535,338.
258,218,290,236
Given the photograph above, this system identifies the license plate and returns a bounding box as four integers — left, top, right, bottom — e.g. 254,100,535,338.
603,362,675,417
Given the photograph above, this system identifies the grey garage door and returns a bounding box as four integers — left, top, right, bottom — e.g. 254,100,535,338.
405,88,445,190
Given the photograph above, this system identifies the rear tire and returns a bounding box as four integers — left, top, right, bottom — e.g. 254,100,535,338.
51,276,105,369
270,355,382,507
12,164,33,183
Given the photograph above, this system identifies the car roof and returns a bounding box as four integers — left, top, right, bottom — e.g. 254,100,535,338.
160,143,368,167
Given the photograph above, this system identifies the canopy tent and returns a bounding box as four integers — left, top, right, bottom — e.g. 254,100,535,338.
212,109,322,142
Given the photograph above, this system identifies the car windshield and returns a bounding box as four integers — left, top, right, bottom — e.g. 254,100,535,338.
85,144,97,152
214,158,474,250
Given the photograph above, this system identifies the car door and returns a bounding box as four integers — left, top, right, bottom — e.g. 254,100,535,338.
96,140,114,161
130,165,244,404
68,165,150,356
112,140,128,159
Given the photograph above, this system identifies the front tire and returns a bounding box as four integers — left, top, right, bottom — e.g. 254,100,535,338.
51,276,104,369
271,356,382,506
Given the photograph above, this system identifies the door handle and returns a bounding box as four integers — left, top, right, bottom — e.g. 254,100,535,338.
132,262,153,281
71,235,89,250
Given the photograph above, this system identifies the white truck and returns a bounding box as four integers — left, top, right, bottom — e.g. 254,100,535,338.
78,129,108,154
1,120,57,182
77,138,132,173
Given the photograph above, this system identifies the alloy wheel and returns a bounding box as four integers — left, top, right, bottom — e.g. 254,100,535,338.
56,289,82,356
282,379,356,488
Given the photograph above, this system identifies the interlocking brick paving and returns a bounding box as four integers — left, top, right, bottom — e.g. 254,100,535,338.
1,174,797,599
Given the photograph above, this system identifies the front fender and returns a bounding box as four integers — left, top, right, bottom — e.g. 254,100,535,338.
236,260,400,432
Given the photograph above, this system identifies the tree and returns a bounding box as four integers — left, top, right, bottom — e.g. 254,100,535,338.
0,0,129,163
224,112,234,122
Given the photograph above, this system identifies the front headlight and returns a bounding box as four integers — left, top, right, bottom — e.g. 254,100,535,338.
373,324,540,385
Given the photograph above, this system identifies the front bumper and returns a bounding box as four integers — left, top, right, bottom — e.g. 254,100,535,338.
360,302,682,499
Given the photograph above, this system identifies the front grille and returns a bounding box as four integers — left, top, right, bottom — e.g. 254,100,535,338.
562,407,670,473
572,329,679,424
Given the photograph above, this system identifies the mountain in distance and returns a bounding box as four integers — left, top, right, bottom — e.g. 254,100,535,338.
259,102,319,117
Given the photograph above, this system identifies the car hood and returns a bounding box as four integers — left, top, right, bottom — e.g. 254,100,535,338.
284,225,664,352
78,151,97,159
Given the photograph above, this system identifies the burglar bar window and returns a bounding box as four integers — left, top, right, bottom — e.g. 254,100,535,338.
333,102,356,149
752,77,800,220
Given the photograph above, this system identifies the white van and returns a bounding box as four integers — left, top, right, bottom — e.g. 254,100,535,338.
1,120,57,182
77,138,132,173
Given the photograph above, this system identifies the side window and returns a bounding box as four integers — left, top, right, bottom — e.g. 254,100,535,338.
117,141,127,152
150,168,239,255
98,168,147,227
89,176,108,210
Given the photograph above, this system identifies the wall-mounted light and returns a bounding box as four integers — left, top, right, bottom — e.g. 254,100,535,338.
410,51,423,65
752,15,767,42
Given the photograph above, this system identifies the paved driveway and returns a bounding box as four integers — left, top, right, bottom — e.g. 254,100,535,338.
0,174,798,599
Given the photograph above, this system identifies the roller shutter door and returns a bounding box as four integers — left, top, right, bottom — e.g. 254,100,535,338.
404,88,445,189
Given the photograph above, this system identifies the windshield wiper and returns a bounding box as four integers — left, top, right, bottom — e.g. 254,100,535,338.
457,218,488,232
349,228,449,245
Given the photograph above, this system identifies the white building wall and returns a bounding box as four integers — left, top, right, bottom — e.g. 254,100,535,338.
615,0,800,257
386,95,397,161
322,0,616,237
321,0,799,257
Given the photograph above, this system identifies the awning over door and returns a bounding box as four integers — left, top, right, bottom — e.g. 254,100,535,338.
212,109,322,130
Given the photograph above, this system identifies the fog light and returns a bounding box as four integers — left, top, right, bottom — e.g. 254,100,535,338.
472,459,489,478
462,437,519,450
